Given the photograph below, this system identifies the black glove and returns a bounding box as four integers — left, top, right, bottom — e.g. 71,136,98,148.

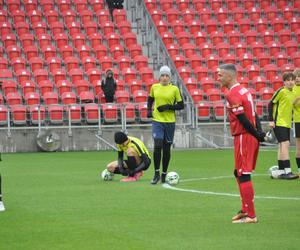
257,131,266,142
157,104,173,112
147,110,152,118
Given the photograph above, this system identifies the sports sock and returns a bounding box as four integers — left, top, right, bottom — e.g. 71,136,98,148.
162,143,171,174
153,147,161,173
236,179,246,212
161,172,167,183
282,160,291,174
277,160,286,175
239,181,255,218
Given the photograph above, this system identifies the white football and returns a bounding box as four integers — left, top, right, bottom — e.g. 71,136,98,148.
268,165,279,179
166,171,179,185
101,169,114,181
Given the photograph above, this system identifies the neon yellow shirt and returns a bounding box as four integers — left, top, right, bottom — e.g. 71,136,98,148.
271,87,295,128
117,136,150,158
293,84,300,123
149,83,182,123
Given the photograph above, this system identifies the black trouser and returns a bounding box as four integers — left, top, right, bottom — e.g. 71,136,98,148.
105,95,114,103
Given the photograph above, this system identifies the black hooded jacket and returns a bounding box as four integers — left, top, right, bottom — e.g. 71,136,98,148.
101,75,117,96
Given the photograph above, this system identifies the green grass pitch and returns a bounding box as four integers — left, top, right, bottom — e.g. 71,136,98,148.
0,148,299,250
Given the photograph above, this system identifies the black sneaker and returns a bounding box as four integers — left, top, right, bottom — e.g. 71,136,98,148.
161,173,166,183
278,173,299,180
151,173,160,185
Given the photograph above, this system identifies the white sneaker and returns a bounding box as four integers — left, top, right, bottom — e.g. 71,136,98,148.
0,201,5,212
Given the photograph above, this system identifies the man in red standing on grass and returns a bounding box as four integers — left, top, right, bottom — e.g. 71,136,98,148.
217,64,267,223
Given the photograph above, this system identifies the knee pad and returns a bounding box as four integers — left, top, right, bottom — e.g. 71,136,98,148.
238,174,251,183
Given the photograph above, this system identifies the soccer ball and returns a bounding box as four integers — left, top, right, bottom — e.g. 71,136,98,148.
101,169,114,181
268,165,279,179
166,172,179,185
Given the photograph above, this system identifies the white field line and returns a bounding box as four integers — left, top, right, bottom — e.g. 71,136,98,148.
162,174,300,201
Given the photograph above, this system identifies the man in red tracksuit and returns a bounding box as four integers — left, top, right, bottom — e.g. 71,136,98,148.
217,64,266,223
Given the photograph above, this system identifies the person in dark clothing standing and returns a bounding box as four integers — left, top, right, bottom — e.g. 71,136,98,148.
101,69,117,103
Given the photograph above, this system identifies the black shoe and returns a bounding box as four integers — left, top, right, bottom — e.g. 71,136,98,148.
278,173,299,180
151,173,160,184
161,173,166,183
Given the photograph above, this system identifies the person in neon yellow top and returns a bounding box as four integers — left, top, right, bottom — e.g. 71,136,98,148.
147,65,184,184
268,72,298,180
293,68,300,176
106,131,151,182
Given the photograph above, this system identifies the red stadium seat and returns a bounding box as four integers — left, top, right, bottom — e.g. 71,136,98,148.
274,52,289,67
252,76,268,91
0,22,12,37
43,92,59,105
189,55,203,69
232,7,245,21
281,64,295,73
64,57,80,72
46,57,62,73
149,9,163,23
270,75,283,91
207,88,222,102
222,19,235,34
190,88,204,103
45,10,59,24
199,43,213,57
0,10,8,23
283,6,294,21
128,79,143,93
6,92,23,106
41,45,57,60
121,103,136,123
196,101,211,120
262,30,275,44
29,105,46,125
115,90,130,103
227,30,241,45
15,22,30,36
113,9,127,24
246,65,260,80
137,102,151,122
32,22,47,36
128,44,143,59
6,45,22,60
265,6,278,20
172,55,186,68
74,80,90,96
20,33,34,48
237,18,252,33
16,69,31,84
52,69,67,84
267,41,282,56
107,33,121,48
48,105,64,124
82,56,97,72
257,52,272,67
25,92,40,105
34,69,49,84
2,81,18,97
244,30,259,44
237,76,250,88
115,79,125,91
96,9,110,25
77,44,92,60
184,77,197,91
99,56,114,71
264,64,279,80
250,41,265,57
65,104,81,124
206,54,219,68
176,32,191,47
178,66,192,79
56,80,72,96
233,42,247,57
284,40,299,56
140,67,154,83
133,90,148,103
69,68,84,83
198,8,212,22
21,80,36,96
0,58,8,70
122,68,137,82
239,53,254,68
259,87,274,101
194,66,209,80
88,33,103,49
38,80,54,97
165,8,180,23
182,8,196,23
3,34,17,49
117,56,132,70
83,21,99,36
37,34,52,49
11,105,27,125
11,57,26,72
90,0,105,12
210,31,225,46
102,103,118,123
277,29,292,44
110,44,125,60
271,17,285,32
94,45,108,59
0,69,13,79
182,43,197,58
292,52,300,67
79,91,95,103
212,101,225,120
116,20,132,36
193,31,207,46
144,0,157,11
200,77,215,93
61,92,77,105
187,20,201,35
87,68,102,84
222,53,236,64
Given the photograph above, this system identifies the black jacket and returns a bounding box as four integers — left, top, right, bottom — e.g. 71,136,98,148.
101,77,117,96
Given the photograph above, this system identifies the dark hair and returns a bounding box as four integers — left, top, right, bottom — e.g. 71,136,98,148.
114,131,128,144
282,72,296,81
